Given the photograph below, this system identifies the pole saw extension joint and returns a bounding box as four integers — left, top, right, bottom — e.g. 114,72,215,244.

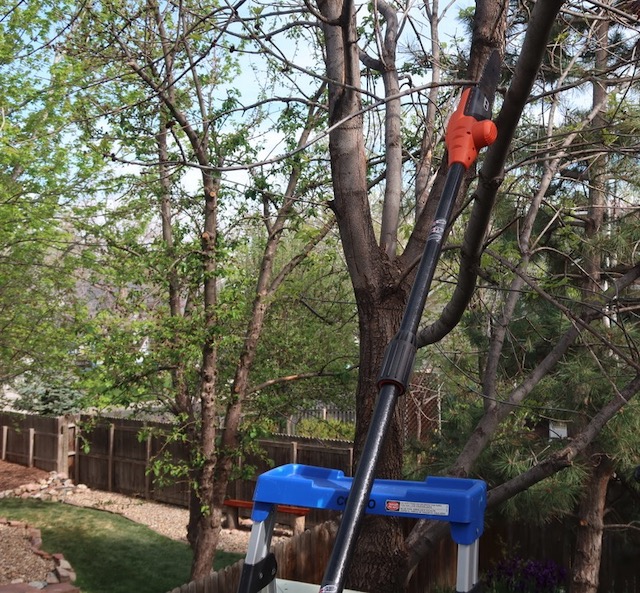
446,86,498,169
377,330,417,396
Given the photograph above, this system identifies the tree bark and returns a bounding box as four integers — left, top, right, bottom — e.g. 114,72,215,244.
189,171,222,579
317,0,411,587
570,14,611,593
414,0,442,221
366,0,402,259
346,296,409,591
571,454,614,593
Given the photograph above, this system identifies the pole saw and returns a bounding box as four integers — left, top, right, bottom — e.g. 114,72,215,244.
236,51,500,593
318,50,500,593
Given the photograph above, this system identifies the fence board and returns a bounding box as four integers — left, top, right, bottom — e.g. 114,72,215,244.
163,521,338,593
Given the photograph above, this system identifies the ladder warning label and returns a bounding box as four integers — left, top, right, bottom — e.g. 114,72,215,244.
385,500,449,516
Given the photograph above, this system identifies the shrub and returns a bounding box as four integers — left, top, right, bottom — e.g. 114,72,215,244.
484,556,567,593
12,371,84,415
296,417,355,440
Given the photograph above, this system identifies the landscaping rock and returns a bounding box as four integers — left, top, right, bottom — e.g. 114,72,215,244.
1,472,87,503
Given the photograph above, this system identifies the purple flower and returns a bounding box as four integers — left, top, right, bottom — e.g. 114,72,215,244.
483,556,566,593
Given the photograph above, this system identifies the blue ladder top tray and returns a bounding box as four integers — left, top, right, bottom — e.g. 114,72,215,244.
250,463,486,544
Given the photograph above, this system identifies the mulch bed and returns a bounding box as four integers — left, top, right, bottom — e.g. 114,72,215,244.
0,461,50,491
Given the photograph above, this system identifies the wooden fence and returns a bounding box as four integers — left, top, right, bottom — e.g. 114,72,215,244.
0,412,353,523
168,521,460,593
3,411,639,593
0,413,76,474
168,522,338,593
0,411,461,592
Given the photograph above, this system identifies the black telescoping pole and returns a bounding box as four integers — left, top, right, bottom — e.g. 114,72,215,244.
318,163,466,593
318,51,500,593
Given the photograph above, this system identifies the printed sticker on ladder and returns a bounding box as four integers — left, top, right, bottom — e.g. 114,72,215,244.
385,499,449,516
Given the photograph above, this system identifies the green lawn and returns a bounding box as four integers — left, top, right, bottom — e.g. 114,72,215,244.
0,498,243,593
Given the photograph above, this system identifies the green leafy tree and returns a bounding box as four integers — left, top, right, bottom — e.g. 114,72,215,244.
0,1,102,389
54,0,349,578
297,418,355,440
4,0,640,591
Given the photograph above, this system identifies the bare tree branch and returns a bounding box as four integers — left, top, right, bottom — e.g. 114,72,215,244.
415,0,567,348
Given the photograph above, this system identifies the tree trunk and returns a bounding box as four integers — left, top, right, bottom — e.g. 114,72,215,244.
189,171,221,580
570,17,611,593
570,454,614,593
317,0,411,587
318,0,510,587
346,295,409,592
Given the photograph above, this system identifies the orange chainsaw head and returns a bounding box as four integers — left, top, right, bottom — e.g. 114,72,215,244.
446,88,498,168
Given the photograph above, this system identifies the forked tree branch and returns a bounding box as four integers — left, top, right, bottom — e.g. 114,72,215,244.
416,0,567,348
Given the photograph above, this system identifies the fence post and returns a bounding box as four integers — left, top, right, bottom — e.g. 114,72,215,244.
144,433,152,499
74,420,80,484
28,427,35,467
290,440,298,464
1,425,7,460
57,417,69,475
108,423,115,491
348,446,354,476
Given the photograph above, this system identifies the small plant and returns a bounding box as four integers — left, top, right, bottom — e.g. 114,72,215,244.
296,417,355,440
483,556,567,593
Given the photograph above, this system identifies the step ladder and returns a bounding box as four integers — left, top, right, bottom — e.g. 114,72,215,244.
237,463,486,593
